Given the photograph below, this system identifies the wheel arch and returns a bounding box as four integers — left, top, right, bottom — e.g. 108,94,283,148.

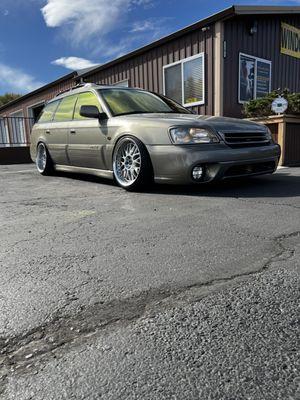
111,134,154,189
111,133,152,168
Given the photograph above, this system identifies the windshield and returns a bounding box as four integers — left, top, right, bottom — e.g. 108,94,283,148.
98,88,191,117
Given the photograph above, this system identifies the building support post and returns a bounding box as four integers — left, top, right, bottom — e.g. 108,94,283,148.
278,119,286,166
213,21,224,116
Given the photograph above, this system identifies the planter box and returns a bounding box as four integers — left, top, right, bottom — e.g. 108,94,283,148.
249,115,300,166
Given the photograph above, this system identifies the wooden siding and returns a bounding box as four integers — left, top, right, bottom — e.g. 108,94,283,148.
285,122,300,165
84,28,215,115
223,15,300,117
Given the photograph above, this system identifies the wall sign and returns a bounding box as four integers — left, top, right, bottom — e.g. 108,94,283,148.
281,22,300,59
271,96,288,115
238,53,272,103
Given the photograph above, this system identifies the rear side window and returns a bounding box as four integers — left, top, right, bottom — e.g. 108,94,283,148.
73,92,102,120
38,101,60,123
53,95,77,122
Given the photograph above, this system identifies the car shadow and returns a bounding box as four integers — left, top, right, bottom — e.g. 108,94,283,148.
54,171,116,187
146,170,300,199
54,169,300,199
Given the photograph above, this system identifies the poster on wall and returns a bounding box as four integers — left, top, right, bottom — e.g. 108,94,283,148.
256,60,271,98
239,54,255,102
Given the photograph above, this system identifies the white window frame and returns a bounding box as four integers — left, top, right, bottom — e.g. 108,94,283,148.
238,52,272,104
163,53,205,107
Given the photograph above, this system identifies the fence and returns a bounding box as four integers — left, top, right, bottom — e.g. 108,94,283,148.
0,116,34,147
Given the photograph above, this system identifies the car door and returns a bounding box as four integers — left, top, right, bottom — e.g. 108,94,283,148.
49,94,78,165
67,91,108,170
37,100,61,162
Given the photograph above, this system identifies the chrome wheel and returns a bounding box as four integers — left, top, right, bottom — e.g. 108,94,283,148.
113,139,141,187
36,143,47,173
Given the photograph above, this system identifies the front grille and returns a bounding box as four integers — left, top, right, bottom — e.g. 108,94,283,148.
221,131,271,148
224,161,276,178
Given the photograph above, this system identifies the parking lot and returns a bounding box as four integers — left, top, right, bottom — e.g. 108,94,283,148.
0,164,299,399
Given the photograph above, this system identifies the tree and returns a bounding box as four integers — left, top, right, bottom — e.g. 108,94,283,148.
0,93,22,107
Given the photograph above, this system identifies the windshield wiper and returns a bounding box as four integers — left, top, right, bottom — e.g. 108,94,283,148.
114,110,190,116
115,111,154,116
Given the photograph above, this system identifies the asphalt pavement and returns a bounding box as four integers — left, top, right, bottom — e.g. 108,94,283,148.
0,164,299,399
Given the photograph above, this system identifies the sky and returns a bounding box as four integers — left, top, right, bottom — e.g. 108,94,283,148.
0,0,298,95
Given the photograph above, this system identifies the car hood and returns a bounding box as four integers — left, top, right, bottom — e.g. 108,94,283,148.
122,113,266,132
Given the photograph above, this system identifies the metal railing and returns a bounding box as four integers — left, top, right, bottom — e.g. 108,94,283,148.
0,116,35,147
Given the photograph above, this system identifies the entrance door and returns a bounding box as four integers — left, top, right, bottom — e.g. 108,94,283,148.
32,104,45,122
67,92,108,170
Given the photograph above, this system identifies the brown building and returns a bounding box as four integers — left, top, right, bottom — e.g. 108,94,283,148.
0,5,299,148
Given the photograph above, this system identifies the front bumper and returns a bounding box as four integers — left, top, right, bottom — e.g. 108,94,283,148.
146,143,281,184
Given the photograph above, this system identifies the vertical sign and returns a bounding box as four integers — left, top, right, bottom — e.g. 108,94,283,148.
281,22,300,59
256,60,271,98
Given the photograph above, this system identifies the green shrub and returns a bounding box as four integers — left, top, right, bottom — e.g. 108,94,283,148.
243,89,300,118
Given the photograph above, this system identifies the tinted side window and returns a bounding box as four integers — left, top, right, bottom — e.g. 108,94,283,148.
74,92,102,120
38,101,60,123
53,95,77,122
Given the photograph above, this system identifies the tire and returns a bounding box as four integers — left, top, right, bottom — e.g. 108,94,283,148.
113,136,153,191
36,142,53,175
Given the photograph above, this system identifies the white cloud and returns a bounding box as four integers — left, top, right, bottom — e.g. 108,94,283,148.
131,20,155,33
41,0,153,43
130,17,173,38
40,0,175,62
0,63,44,93
52,56,98,70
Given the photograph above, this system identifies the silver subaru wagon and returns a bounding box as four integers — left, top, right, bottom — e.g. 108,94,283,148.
30,83,280,191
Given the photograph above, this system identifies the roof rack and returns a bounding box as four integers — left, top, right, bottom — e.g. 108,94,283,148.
55,82,98,97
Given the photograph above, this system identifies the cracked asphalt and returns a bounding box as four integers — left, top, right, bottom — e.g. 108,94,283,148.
0,164,299,400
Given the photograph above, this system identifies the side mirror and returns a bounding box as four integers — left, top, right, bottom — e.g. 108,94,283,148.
80,105,108,120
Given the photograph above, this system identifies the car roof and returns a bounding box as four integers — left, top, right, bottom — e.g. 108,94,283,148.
50,83,142,103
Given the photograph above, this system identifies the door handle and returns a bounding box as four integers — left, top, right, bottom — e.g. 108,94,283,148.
70,130,76,134
45,130,50,134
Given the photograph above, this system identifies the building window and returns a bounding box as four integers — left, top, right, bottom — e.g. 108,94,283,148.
163,53,205,107
239,53,272,103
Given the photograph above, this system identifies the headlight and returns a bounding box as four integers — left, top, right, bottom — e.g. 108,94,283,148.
169,127,219,144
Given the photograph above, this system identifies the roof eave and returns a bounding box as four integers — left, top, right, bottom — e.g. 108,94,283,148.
234,5,300,15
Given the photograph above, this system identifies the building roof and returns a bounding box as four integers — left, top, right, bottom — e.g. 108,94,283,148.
79,5,300,79
1,5,299,113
